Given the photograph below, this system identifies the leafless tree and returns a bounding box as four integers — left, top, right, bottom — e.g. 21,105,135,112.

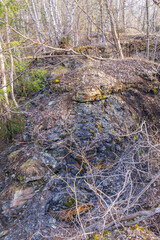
42,0,53,44
146,0,150,59
0,34,11,119
26,0,44,49
105,0,124,58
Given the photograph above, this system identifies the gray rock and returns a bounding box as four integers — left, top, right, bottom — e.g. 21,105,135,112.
23,132,31,142
48,101,54,106
48,217,56,224
41,152,58,169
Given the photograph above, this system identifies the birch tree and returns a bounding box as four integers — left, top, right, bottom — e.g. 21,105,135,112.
0,35,11,119
99,0,104,42
48,0,59,44
146,0,150,59
63,0,77,43
27,0,44,49
122,0,126,32
42,0,52,43
69,0,77,33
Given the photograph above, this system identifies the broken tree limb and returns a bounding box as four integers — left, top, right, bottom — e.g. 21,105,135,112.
85,171,160,233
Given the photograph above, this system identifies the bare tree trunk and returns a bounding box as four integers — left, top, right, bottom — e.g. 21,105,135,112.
151,5,156,32
86,0,90,41
69,0,77,32
0,0,19,108
76,9,80,46
99,0,104,42
42,0,52,44
122,0,126,32
105,0,124,59
115,0,120,24
146,0,150,59
142,6,146,32
48,0,59,44
27,0,44,49
62,0,77,44
0,35,11,119
52,0,61,36
63,0,70,34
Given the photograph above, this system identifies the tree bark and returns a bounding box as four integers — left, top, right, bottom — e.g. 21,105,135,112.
63,0,70,35
122,0,126,32
146,0,150,59
48,0,59,44
99,0,104,42
0,35,11,119
27,0,44,49
69,0,77,32
42,0,53,44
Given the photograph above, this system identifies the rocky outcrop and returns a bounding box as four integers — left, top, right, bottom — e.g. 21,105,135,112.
0,57,160,239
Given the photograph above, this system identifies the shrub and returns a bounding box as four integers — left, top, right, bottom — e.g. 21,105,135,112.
0,113,25,141
14,61,47,97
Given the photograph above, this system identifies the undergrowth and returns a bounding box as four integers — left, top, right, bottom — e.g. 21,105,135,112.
14,61,48,97
0,112,25,141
